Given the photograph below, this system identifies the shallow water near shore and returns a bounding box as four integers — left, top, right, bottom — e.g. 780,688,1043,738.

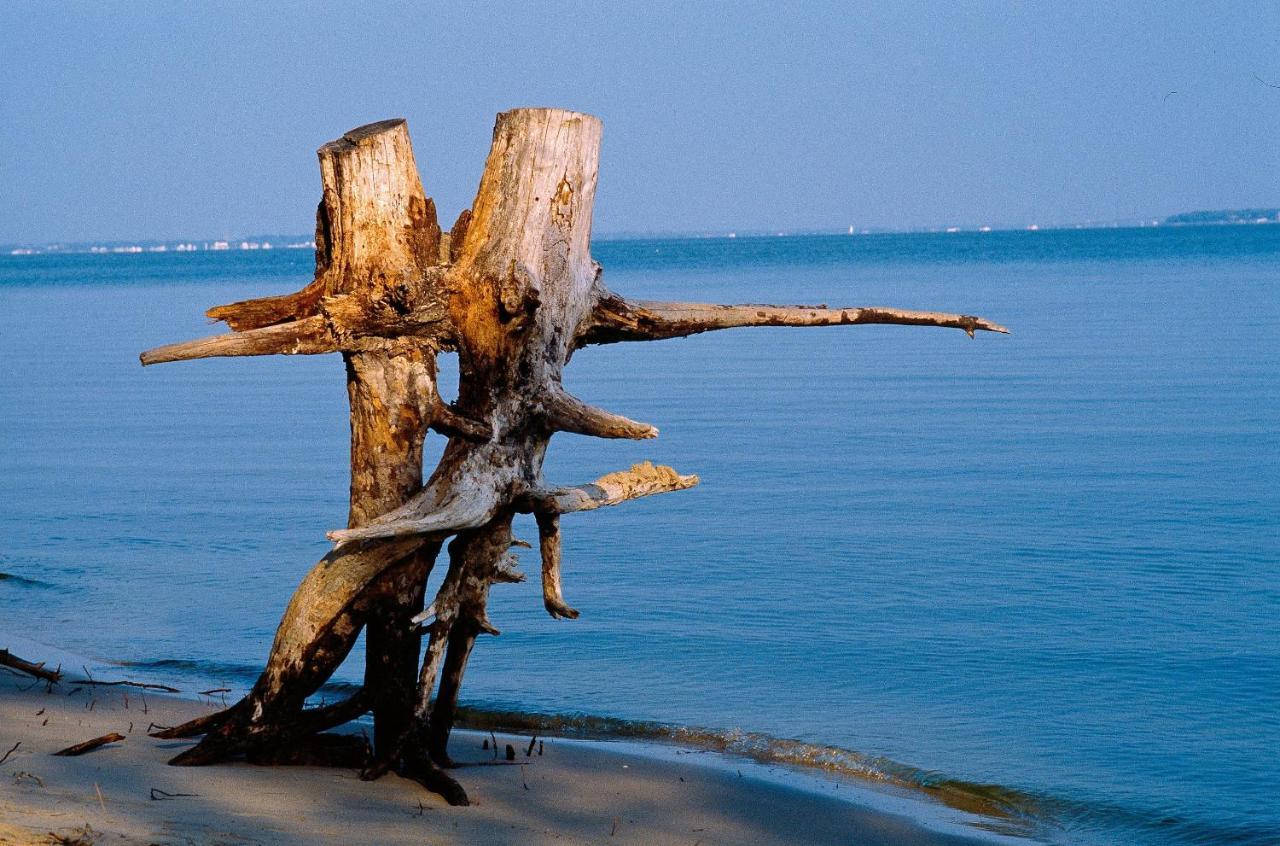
1,226,1277,845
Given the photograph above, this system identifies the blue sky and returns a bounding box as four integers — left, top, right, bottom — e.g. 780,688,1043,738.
2,1,1277,242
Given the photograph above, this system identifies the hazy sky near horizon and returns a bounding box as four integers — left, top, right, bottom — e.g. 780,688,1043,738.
2,2,1278,243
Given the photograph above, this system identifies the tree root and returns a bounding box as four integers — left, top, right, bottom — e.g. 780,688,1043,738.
150,701,246,739
402,750,470,806
165,689,373,765
160,687,470,805
245,732,371,769
360,723,470,806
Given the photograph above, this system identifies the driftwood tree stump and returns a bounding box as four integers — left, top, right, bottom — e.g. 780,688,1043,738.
142,108,1006,804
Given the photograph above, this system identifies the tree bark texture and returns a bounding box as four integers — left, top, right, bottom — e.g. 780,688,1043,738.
141,108,1006,804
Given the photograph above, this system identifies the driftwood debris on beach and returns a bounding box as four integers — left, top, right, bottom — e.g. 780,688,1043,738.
140,108,1006,804
0,649,61,683
53,732,125,757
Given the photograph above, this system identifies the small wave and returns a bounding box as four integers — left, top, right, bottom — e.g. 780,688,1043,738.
108,657,362,705
451,704,1280,846
0,572,57,590
112,657,264,685
451,705,1041,830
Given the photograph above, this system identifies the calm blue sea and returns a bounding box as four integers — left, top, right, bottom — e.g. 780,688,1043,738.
1,226,1277,845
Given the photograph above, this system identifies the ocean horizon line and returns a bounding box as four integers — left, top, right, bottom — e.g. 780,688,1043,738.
7,209,1280,256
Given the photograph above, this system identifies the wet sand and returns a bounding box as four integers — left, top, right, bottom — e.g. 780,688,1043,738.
0,674,999,846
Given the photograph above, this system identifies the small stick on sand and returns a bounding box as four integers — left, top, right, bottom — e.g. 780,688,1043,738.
459,760,525,768
74,663,180,692
53,732,125,757
150,788,200,800
0,740,20,765
82,679,180,693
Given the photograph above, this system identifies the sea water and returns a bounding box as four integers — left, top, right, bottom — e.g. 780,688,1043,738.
1,226,1276,845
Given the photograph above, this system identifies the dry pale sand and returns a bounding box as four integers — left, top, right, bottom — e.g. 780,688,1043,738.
0,677,993,846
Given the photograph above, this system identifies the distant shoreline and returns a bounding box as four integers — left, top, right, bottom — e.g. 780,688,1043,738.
5,213,1280,257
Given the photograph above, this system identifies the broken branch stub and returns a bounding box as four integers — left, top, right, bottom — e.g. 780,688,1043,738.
541,384,659,440
535,512,579,620
521,461,700,515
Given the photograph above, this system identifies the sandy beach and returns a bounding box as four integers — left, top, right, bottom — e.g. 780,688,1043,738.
0,669,997,846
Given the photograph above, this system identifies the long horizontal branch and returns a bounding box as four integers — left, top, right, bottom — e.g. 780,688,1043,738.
140,315,335,365
519,461,699,514
579,291,1010,346
140,300,451,366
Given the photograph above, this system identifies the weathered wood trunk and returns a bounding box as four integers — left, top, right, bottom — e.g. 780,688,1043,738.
158,120,450,765
345,351,433,756
142,107,1006,805
276,124,446,760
